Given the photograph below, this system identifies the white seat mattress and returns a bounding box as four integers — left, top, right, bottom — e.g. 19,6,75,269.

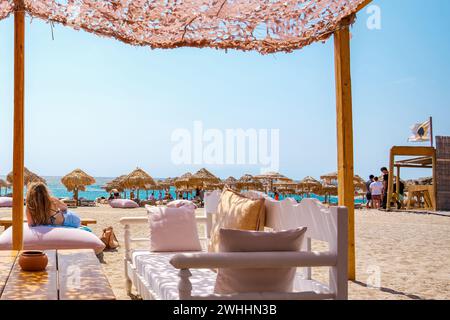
131,250,332,300
132,250,216,300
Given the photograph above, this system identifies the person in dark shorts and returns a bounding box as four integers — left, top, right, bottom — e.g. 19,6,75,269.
380,167,389,209
365,175,375,209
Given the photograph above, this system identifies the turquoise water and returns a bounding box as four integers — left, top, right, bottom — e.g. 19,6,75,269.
0,176,366,204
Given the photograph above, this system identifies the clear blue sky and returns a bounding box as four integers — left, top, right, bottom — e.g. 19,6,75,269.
0,0,449,180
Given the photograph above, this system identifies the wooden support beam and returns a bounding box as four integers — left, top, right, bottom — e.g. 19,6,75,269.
12,1,25,251
334,23,355,280
356,0,374,13
390,146,435,157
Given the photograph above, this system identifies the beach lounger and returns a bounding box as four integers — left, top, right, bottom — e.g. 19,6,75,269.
120,192,348,300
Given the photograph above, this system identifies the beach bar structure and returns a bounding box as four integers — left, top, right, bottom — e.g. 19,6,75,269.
4,0,374,280
386,136,450,212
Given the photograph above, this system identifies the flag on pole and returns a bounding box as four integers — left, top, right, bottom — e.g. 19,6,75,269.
408,119,431,142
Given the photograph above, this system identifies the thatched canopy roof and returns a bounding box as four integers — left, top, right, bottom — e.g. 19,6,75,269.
103,175,127,193
223,176,237,186
203,182,225,191
298,176,322,192
175,172,193,190
122,168,156,189
236,174,263,191
273,180,299,191
61,169,96,192
0,1,369,55
157,177,177,189
0,179,9,188
318,184,338,196
254,172,291,182
190,168,220,187
7,167,46,185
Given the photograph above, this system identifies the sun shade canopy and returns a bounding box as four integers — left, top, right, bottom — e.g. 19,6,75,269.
1,0,365,54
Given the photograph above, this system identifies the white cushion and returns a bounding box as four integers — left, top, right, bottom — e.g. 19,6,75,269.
131,251,215,300
146,206,202,252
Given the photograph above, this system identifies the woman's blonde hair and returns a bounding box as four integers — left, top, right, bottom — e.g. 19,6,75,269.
26,182,52,225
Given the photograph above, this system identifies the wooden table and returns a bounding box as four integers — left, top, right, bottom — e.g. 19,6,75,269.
406,185,435,210
0,217,97,230
0,249,115,300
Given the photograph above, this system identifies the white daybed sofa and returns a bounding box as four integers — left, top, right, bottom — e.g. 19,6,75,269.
120,191,348,300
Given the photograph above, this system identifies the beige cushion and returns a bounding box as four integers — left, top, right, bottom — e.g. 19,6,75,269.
208,188,265,253
214,227,307,294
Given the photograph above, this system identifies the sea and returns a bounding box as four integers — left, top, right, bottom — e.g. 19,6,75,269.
0,176,365,204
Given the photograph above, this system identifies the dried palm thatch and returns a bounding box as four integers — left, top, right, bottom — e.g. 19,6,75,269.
7,167,46,186
321,172,368,191
236,174,263,191
158,177,177,189
175,172,193,190
318,184,338,196
353,175,367,192
298,176,322,193
61,169,96,201
189,168,220,188
223,176,238,188
203,182,225,191
254,172,291,182
122,168,156,190
103,175,127,193
273,180,299,192
0,179,8,188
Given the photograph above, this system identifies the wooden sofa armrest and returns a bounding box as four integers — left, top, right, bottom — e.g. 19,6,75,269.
170,251,337,269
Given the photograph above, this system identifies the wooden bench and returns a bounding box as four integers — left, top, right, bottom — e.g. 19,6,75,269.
0,217,97,230
0,249,115,300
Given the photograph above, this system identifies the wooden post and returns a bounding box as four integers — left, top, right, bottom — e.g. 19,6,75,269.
334,22,355,280
432,149,437,211
429,116,434,148
396,165,401,198
12,0,25,251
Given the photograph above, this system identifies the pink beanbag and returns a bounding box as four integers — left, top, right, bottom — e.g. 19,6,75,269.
0,197,13,208
146,205,202,252
0,224,105,253
109,199,139,209
167,200,197,210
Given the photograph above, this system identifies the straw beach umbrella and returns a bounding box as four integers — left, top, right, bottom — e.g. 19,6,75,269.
254,172,291,191
122,168,156,200
236,174,263,191
103,175,126,193
298,176,322,196
0,179,9,196
190,168,220,188
175,172,193,190
61,169,96,202
7,167,46,185
223,176,238,189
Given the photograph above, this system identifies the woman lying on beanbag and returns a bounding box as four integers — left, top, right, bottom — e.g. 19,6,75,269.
26,182,88,231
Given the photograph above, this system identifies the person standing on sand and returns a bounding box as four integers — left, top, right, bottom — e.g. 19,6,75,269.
369,177,384,209
380,167,389,209
366,175,375,209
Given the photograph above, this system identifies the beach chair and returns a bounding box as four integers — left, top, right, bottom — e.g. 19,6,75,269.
120,191,348,300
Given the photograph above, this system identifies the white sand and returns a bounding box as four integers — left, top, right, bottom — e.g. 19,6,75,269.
1,205,449,300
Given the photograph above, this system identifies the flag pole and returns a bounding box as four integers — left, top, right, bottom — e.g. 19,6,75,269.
430,116,434,148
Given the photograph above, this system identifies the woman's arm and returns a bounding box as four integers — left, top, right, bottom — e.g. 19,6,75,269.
52,197,68,212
